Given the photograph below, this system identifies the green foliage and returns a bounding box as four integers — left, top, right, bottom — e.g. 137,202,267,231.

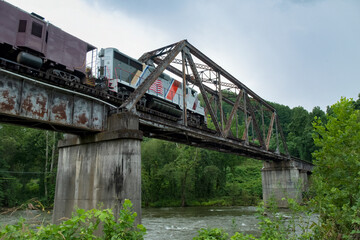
230,232,256,239
256,200,288,239
193,228,229,240
311,97,360,239
0,124,61,207
141,137,260,207
0,199,146,240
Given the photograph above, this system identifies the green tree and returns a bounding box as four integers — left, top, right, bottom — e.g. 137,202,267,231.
354,93,360,110
166,146,199,207
312,97,360,238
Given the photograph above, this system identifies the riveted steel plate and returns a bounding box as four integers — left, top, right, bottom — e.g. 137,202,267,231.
0,71,107,131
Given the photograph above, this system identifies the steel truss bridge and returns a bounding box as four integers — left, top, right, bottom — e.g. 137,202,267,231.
0,40,311,168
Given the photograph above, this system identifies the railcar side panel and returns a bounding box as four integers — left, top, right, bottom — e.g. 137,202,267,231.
0,1,20,46
46,24,90,73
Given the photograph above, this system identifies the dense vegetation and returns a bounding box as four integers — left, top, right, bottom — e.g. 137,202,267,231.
0,127,61,207
0,199,146,239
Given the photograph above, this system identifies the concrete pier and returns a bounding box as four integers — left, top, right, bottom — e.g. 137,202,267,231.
52,113,142,224
262,160,311,207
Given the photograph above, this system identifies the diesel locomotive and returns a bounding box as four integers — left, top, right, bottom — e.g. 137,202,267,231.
0,1,206,125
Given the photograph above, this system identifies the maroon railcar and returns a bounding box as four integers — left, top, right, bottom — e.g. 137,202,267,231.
0,0,95,79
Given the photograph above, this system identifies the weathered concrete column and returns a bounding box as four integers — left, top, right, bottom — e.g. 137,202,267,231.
262,160,311,207
52,112,142,224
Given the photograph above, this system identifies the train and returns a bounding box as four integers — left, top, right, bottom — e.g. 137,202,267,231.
0,0,206,125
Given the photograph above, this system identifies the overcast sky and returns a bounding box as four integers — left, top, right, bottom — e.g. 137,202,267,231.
6,0,360,111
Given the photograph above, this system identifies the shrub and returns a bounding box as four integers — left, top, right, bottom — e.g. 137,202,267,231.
0,199,146,240
193,228,229,240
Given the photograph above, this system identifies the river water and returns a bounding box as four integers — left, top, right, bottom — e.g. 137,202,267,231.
0,206,262,239
142,206,261,239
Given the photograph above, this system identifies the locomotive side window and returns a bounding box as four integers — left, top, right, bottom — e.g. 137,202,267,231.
129,60,142,71
114,50,128,64
18,20,27,32
31,22,43,38
114,50,142,71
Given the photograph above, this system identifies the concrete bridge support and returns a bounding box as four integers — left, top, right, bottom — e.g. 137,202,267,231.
52,113,142,224
262,160,311,207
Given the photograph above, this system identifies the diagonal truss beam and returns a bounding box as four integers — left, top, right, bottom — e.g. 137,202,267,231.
120,40,186,112
185,51,222,135
266,112,275,150
139,41,181,62
242,116,252,140
245,94,265,148
223,90,243,137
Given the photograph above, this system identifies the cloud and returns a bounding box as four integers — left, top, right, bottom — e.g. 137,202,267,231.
6,0,360,111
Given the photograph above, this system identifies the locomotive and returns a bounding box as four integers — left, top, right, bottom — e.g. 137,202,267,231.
0,1,206,125
98,48,206,124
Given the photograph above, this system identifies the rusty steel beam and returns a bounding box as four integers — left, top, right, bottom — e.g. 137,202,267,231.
242,116,252,140
138,111,296,162
224,90,243,137
159,56,213,71
243,91,249,144
201,77,238,89
245,94,265,148
218,73,224,130
181,50,187,126
184,41,276,112
220,105,235,138
138,41,180,63
0,69,108,133
121,40,186,112
261,107,266,143
266,112,275,150
185,52,222,135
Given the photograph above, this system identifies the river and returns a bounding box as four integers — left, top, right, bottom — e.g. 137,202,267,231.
143,206,261,239
0,206,302,239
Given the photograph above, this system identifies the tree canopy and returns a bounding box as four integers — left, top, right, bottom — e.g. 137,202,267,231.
311,97,360,238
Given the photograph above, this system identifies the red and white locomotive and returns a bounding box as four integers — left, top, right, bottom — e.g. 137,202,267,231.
98,48,205,124
0,1,206,125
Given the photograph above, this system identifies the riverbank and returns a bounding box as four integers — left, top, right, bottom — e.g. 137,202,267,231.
143,197,261,208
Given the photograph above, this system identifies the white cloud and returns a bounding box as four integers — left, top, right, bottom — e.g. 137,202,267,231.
6,0,360,111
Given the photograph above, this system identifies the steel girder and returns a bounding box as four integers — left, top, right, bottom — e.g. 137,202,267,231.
120,40,186,112
120,39,290,157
